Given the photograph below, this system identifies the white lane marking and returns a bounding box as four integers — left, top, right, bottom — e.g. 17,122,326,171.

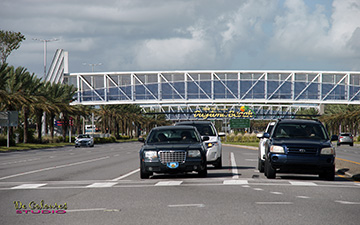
335,200,360,205
256,202,293,205
245,159,257,161
223,180,248,185
0,156,110,181
296,196,310,199
1,158,41,165
168,204,204,208
155,181,183,186
86,182,117,188
110,168,140,181
254,188,264,191
270,192,283,195
230,152,239,179
11,183,47,189
290,181,317,186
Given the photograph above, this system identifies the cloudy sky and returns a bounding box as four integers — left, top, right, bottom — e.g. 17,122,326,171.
1,0,360,78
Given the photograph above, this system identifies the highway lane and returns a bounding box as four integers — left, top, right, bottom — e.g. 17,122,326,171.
0,142,359,225
336,145,360,163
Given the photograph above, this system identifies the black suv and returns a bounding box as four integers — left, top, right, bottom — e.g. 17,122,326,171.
138,125,208,179
258,119,338,180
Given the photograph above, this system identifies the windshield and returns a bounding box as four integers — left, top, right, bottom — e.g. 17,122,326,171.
78,134,91,138
147,129,201,143
273,123,328,140
181,124,216,136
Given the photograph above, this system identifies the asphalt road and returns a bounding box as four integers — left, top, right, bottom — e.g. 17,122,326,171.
0,142,359,225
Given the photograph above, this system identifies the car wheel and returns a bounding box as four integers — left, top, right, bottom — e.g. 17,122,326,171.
321,167,335,181
198,166,208,178
337,143,340,146
258,158,264,173
265,159,276,179
350,143,353,147
213,156,222,169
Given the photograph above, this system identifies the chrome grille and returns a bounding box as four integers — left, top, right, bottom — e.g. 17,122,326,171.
159,151,186,164
287,147,318,155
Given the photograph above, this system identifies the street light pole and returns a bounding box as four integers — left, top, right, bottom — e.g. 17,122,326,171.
33,38,58,137
83,63,102,72
33,38,59,78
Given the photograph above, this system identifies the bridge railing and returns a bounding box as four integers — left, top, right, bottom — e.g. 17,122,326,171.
66,70,360,105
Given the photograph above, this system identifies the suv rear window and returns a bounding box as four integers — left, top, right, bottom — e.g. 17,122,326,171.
273,123,328,140
340,133,351,136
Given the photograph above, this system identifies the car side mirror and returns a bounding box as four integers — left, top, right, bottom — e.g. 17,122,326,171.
202,136,210,142
138,137,145,143
257,133,270,139
331,135,338,141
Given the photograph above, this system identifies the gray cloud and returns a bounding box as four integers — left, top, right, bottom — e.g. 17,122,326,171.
1,0,359,77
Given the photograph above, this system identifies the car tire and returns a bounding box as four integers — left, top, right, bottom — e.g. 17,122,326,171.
258,158,264,173
350,143,353,147
321,167,335,181
265,159,276,179
198,166,208,178
337,143,340,146
213,156,222,169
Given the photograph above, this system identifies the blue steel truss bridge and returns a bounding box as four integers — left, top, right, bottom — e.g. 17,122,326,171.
64,70,360,120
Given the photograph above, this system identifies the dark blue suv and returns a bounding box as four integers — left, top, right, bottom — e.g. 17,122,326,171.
259,119,338,180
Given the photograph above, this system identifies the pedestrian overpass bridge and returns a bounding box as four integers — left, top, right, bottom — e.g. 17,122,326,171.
45,50,360,119
61,70,360,120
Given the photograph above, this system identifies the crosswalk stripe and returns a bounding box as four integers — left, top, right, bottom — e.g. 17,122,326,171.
289,181,317,186
86,182,117,188
11,183,47,189
223,180,248,185
155,181,183,186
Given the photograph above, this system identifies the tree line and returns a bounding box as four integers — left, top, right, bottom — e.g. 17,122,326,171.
0,63,169,145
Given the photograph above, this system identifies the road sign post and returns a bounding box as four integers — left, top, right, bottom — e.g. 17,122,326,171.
0,111,19,148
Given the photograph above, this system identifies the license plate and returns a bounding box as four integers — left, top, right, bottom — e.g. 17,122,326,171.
167,162,179,169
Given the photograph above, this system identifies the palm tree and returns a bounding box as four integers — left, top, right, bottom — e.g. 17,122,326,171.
71,105,93,135
0,66,36,144
21,74,44,143
44,83,77,141
0,63,11,105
